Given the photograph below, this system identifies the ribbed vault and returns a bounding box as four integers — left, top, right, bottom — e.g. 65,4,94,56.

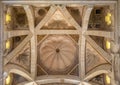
2,1,116,85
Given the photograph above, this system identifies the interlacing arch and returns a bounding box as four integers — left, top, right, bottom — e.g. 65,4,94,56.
3,3,114,85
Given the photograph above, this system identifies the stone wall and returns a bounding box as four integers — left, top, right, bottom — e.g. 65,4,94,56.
0,1,3,85
114,0,120,84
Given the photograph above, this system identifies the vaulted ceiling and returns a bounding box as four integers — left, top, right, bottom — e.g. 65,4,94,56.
3,1,115,85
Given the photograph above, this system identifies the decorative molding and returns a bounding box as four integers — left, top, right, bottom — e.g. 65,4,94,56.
37,30,80,35
84,64,111,81
82,5,93,31
78,5,93,80
18,75,80,85
2,1,117,4
4,64,33,81
86,30,114,39
4,30,30,39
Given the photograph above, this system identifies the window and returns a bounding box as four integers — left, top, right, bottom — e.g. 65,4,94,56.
96,9,101,14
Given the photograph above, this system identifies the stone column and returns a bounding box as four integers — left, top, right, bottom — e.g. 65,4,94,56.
0,1,3,85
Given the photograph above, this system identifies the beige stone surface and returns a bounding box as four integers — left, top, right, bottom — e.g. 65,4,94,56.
1,0,120,85
39,35,77,72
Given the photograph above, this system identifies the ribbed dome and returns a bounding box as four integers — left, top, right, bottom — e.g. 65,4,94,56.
39,35,77,72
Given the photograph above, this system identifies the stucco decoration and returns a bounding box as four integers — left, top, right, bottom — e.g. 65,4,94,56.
38,35,77,72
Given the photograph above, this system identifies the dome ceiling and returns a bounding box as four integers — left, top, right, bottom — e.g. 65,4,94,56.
38,35,77,72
